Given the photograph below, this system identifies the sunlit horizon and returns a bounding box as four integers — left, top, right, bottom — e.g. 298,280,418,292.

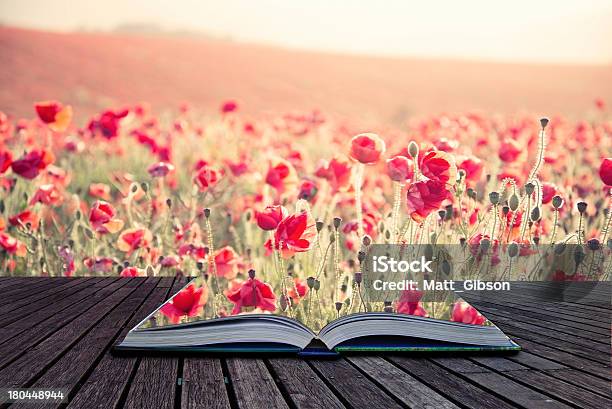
1,0,611,65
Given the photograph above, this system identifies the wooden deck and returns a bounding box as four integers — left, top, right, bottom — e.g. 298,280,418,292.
0,277,609,409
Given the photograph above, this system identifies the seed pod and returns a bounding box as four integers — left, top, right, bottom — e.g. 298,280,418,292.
408,141,419,158
573,246,585,266
509,194,519,211
362,235,372,247
248,269,256,279
530,206,541,222
479,238,491,253
467,188,476,200
204,208,211,218
540,117,549,129
166,198,172,208
502,205,510,216
552,195,563,209
316,220,324,232
383,301,393,313
576,202,587,214
508,242,519,258
554,242,567,255
314,279,321,291
335,302,343,313
306,276,316,289
438,210,446,220
354,271,363,284
130,183,138,193
75,210,81,220
333,217,342,229
384,230,391,240
489,191,500,205
280,295,289,311
525,183,535,195
587,238,600,251
357,251,366,264
140,182,149,193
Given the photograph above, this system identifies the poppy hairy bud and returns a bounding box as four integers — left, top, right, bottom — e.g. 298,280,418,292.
530,206,541,222
204,208,211,218
333,217,342,229
509,194,519,211
316,220,324,232
306,276,316,289
552,195,563,209
354,271,363,284
525,183,535,195
540,117,549,129
408,141,419,158
577,202,587,214
489,191,500,205
508,242,519,258
362,235,372,247
248,269,256,279
587,238,600,251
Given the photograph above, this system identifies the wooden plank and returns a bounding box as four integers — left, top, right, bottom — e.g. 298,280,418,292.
431,357,573,409
0,277,45,291
67,278,185,409
0,277,68,301
123,277,185,409
267,358,345,409
181,358,231,409
9,278,159,409
0,278,126,368
309,358,402,409
0,278,149,389
0,278,102,327
347,356,459,409
389,357,517,409
226,358,290,409
511,337,610,380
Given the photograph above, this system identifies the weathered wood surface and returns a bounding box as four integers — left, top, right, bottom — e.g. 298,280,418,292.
0,279,609,408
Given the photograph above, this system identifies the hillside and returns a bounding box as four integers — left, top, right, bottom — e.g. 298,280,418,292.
0,26,610,123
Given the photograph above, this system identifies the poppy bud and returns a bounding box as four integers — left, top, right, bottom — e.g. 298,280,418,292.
354,271,363,284
333,217,342,229
362,235,372,247
204,208,211,218
508,242,519,258
141,182,149,193
530,206,541,222
525,183,535,195
438,210,446,220
166,198,172,208
577,202,587,214
509,194,519,211
502,205,510,216
75,210,81,220
489,191,500,205
248,269,256,279
316,220,324,232
280,295,289,311
349,133,386,164
357,251,366,264
408,141,419,158
335,302,343,312
552,195,563,209
383,301,393,313
467,188,476,200
329,233,336,243
0,200,4,213
130,183,138,193
533,236,539,245
306,276,316,289
314,279,321,291
540,117,549,129
384,230,391,240
196,261,204,271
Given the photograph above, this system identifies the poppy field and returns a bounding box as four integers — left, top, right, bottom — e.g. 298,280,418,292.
0,98,610,322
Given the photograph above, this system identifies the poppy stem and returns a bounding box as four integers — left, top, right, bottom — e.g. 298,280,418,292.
354,163,365,239
391,181,402,243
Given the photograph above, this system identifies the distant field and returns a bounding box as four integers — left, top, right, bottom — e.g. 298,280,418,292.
0,26,610,122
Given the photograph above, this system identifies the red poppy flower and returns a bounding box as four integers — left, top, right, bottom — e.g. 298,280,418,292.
265,158,297,193
315,157,352,193
160,255,180,267
406,180,449,222
88,183,112,200
212,246,240,279
58,245,75,277
599,158,612,186
386,156,414,182
30,184,62,206
395,289,429,317
458,156,483,185
498,139,522,162
0,232,27,257
255,205,288,231
9,210,40,230
89,201,124,234
349,133,386,164
541,182,556,204
88,108,129,139
10,149,55,179
148,161,175,178
551,270,587,281
419,150,457,185
451,301,486,325
264,211,317,258
0,150,12,174
120,267,144,277
161,284,208,323
225,159,249,176
298,179,318,201
34,100,73,132
117,227,152,253
220,100,238,114
194,165,221,191
226,276,276,314
287,277,309,304
83,257,114,273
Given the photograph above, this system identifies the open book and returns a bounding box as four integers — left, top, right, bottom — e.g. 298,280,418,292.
116,279,520,355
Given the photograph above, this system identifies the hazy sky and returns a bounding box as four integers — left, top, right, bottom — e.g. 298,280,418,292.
1,0,611,64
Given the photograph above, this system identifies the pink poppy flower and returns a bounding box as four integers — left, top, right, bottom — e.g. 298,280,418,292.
148,161,175,178
9,210,40,230
0,150,12,174
116,227,152,253
419,150,457,185
11,149,55,179
220,100,238,114
395,289,429,317
194,165,221,191
212,246,240,279
89,183,112,200
0,232,27,257
226,275,276,314
89,201,124,234
315,157,352,193
30,184,62,206
34,100,73,132
120,267,144,277
287,277,309,304
83,257,114,273
265,158,297,193
406,180,449,222
349,133,386,164
451,301,486,325
599,158,612,186
264,211,317,258
255,205,288,231
386,156,414,182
